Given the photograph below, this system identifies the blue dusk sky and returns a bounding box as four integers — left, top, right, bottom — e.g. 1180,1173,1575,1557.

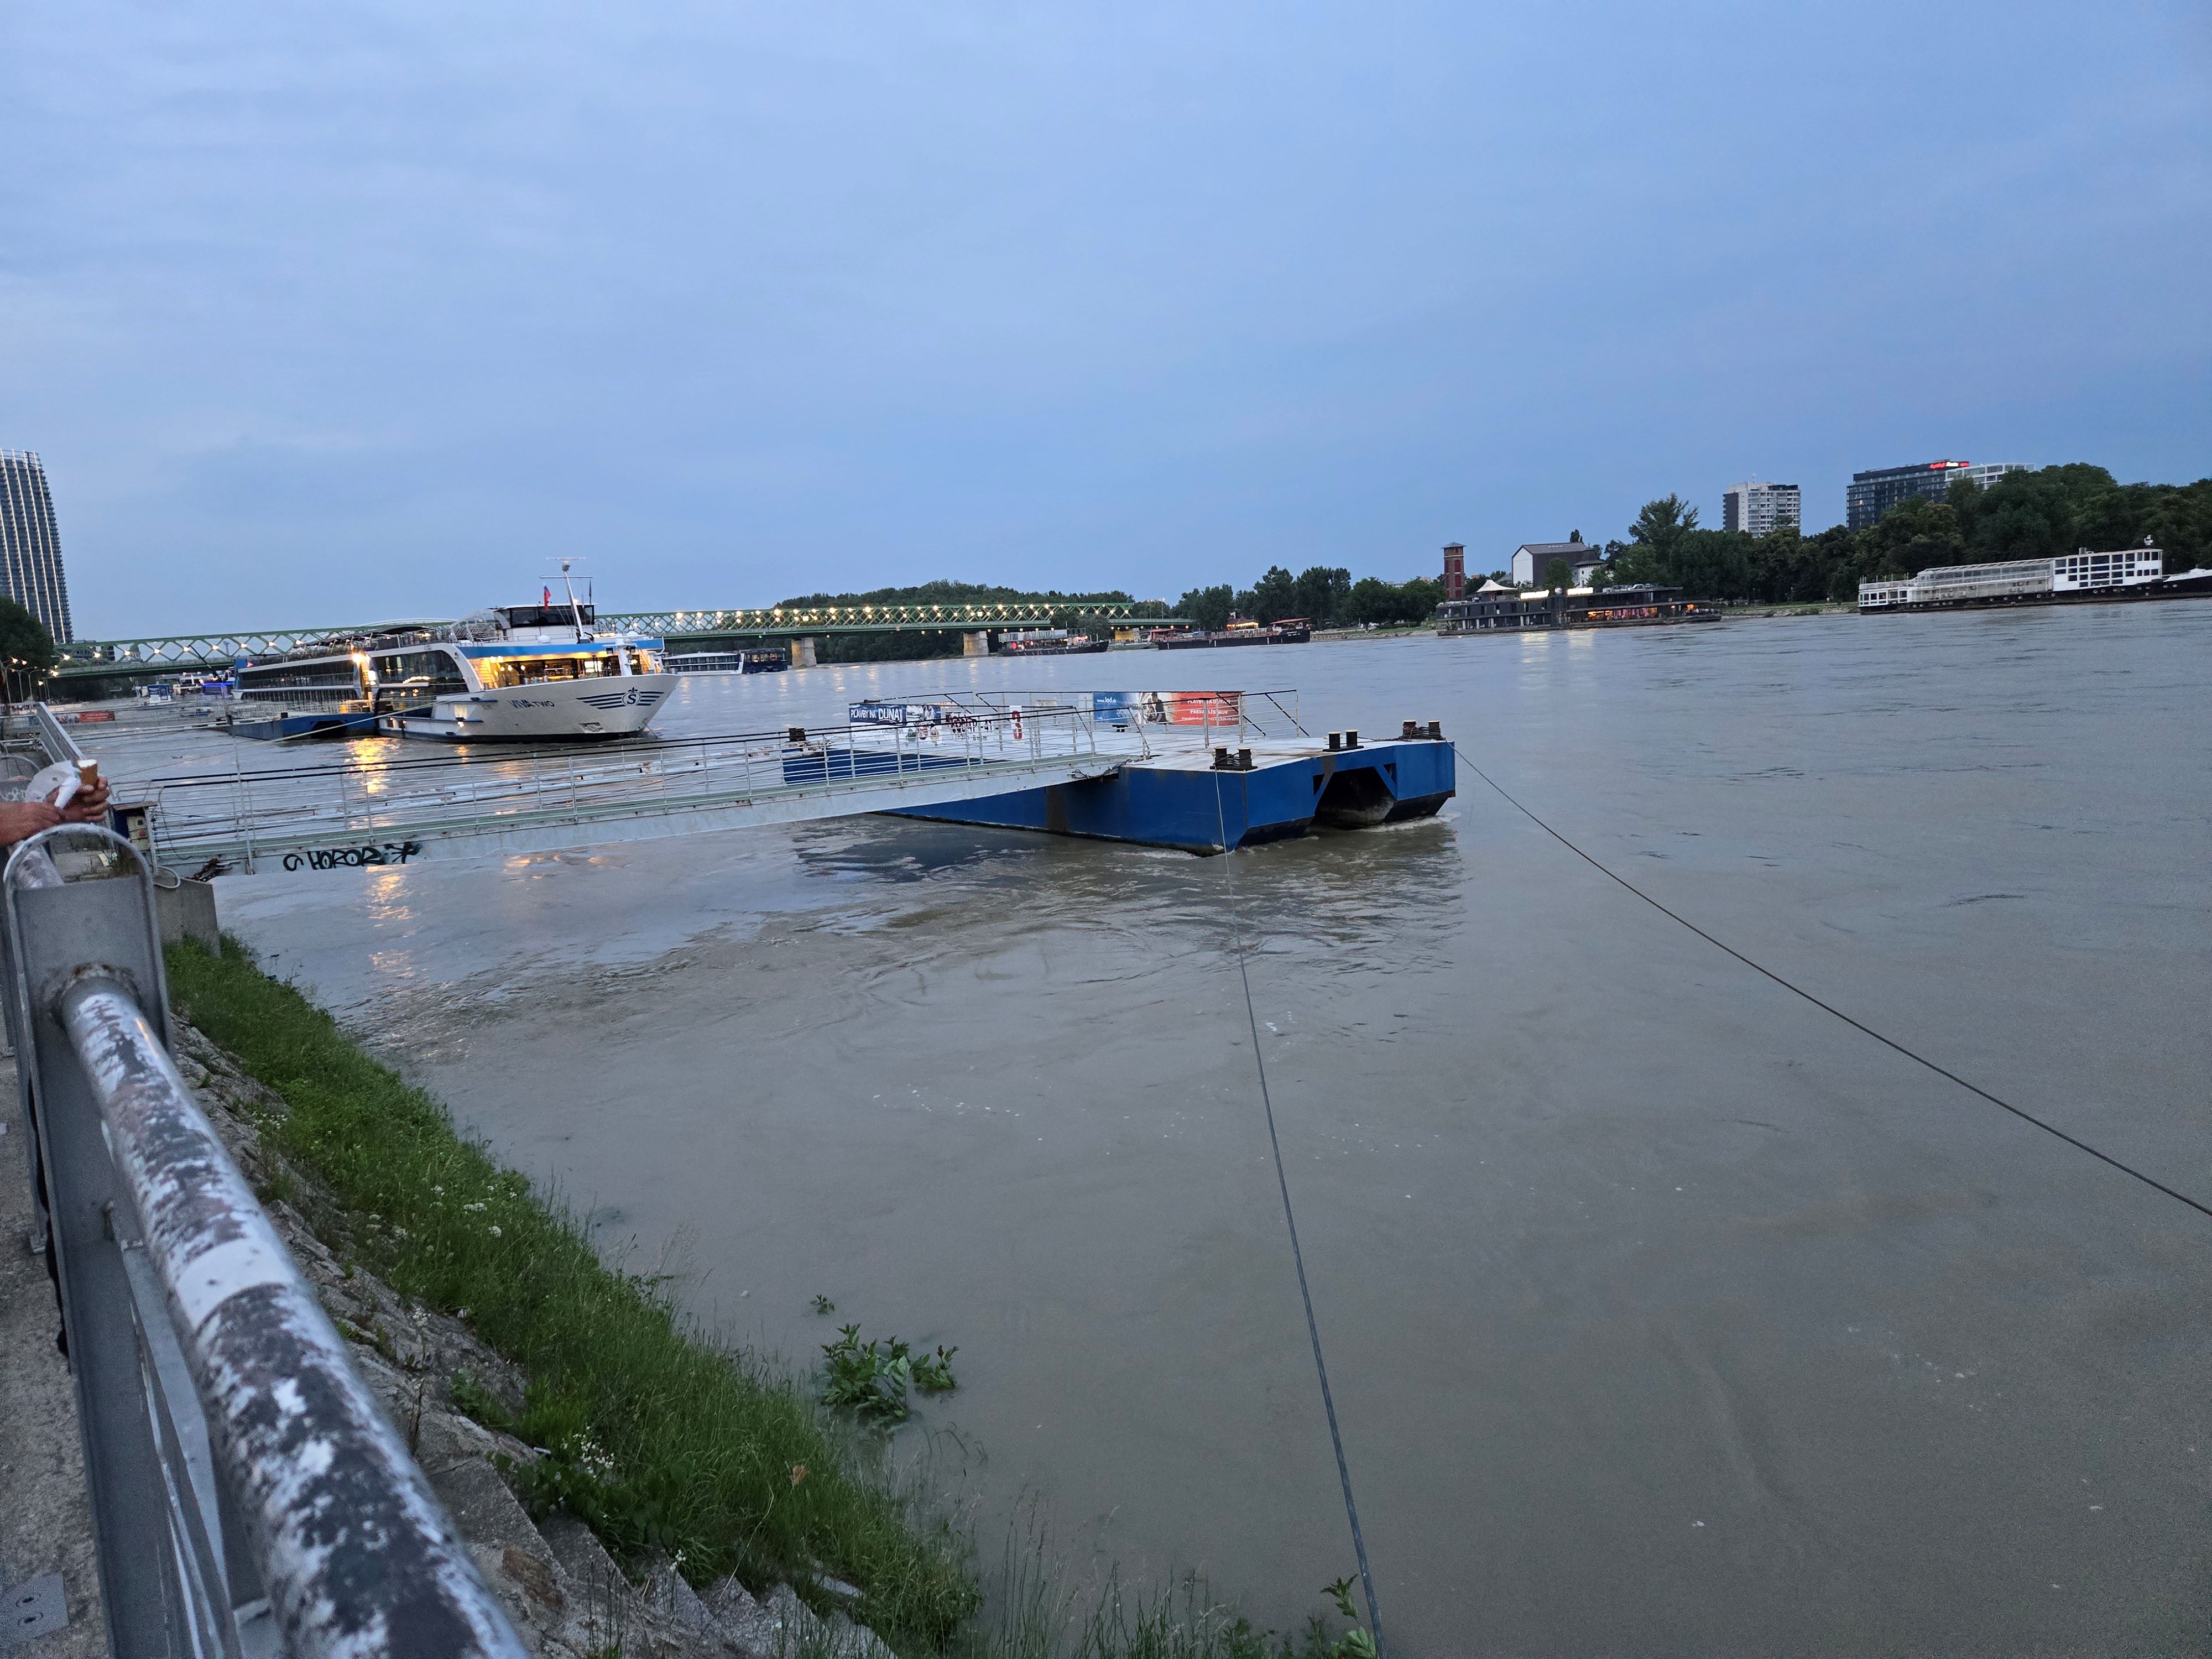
4,3,2207,637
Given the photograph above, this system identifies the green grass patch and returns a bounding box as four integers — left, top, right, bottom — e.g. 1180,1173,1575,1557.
165,935,978,1650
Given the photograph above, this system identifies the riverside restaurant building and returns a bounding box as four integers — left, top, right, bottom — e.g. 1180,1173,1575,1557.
1436,581,1710,634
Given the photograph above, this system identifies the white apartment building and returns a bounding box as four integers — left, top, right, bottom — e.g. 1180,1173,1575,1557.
1721,481,1802,536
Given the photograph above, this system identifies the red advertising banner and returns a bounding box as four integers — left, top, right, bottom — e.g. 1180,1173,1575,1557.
1164,691,1240,726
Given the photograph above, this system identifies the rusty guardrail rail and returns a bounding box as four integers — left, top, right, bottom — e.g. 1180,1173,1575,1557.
2,825,526,1657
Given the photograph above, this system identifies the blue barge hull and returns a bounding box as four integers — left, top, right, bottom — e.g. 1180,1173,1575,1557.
231,711,381,741
885,737,1453,853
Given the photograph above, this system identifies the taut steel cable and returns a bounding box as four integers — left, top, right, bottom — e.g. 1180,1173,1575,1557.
1209,768,1388,1655
1453,742,2212,1224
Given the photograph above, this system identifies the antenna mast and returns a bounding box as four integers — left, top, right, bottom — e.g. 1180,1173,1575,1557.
559,559,588,641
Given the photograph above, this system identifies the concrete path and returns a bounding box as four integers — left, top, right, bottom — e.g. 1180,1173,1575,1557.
0,1056,108,1656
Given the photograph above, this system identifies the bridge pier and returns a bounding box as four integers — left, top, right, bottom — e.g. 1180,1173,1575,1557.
963,631,992,659
789,637,818,669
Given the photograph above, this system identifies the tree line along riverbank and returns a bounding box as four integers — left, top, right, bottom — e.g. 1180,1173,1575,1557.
1187,463,2212,621
163,937,1381,1659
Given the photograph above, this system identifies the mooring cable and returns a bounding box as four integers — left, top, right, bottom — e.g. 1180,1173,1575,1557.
1209,768,1389,1655
1451,742,2212,1224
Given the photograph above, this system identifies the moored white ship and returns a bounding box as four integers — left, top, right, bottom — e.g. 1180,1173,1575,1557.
1858,544,2212,612
232,570,675,742
375,603,674,740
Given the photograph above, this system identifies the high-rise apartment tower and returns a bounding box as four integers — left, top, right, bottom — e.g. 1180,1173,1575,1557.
0,452,74,643
1846,460,2026,531
1722,481,1801,536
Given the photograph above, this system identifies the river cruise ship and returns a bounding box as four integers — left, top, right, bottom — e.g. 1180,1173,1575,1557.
1858,545,2212,612
233,601,674,741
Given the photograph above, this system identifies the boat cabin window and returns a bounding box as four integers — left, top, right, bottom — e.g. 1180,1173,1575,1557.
474,652,625,687
372,650,469,697
237,660,362,695
499,604,596,629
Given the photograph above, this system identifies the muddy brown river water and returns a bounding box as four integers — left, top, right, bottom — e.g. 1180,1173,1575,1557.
204,605,2210,1654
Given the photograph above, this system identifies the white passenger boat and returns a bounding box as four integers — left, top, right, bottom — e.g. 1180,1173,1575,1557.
373,603,674,740
232,572,675,742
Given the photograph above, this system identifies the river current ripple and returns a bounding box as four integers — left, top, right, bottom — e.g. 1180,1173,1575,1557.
218,606,2211,1655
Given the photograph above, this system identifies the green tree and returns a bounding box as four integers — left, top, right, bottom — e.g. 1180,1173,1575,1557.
0,598,56,703
1964,463,2115,560
1175,585,1234,632
1843,498,1966,596
1291,565,1352,626
1345,577,1397,625
1342,576,1441,626
779,579,1133,610
1249,565,1299,623
1958,464,2211,568
1398,576,1443,621
1629,495,1699,556
1614,495,1706,588
2142,478,2212,570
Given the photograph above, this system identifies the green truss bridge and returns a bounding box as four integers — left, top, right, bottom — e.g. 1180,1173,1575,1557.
54,601,1150,685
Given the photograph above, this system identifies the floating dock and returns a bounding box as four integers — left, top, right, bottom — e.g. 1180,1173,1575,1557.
65,690,1452,873
887,733,1452,852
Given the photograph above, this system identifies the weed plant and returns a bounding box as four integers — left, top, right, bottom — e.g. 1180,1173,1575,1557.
953,1520,1377,1659
822,1324,959,1425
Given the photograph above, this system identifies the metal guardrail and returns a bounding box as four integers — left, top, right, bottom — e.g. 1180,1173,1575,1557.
33,700,88,770
58,603,1152,674
2,825,527,1657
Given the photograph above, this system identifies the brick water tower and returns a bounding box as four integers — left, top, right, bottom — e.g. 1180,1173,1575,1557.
1442,542,1465,603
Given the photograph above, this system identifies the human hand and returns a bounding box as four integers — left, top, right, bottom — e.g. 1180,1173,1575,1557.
60,779,110,823
0,801,64,846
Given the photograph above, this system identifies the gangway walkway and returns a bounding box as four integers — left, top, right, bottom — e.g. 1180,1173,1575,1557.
52,690,1307,875
87,702,1122,875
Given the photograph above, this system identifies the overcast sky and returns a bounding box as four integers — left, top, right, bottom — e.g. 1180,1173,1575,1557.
6,2,2206,637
